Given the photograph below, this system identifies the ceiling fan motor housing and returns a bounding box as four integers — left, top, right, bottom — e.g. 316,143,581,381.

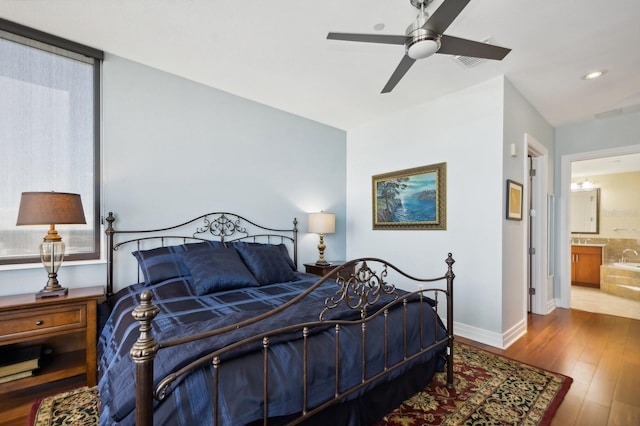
406,24,441,60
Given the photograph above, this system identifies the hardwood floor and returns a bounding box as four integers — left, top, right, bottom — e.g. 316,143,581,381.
5,308,638,426
458,307,640,426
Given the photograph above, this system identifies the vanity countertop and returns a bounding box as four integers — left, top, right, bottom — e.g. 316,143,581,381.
571,243,607,247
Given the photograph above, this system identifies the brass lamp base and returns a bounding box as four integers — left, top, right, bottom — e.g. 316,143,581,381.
36,286,68,299
316,233,330,266
36,274,68,299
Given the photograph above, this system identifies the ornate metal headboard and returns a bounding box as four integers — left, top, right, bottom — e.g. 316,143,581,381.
104,212,298,296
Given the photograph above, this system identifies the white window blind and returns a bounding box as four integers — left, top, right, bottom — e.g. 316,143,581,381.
0,21,103,264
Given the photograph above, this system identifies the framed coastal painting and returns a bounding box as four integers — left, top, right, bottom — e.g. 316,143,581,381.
372,162,446,230
506,179,523,221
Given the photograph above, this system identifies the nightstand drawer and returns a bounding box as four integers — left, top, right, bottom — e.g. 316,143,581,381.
0,304,86,341
304,261,355,280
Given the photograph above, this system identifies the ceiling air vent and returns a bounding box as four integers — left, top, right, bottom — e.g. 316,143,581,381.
452,37,495,68
594,108,622,119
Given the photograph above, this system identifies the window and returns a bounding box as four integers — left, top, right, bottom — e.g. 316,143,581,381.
0,19,103,265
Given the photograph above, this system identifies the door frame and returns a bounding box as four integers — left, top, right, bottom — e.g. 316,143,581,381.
524,134,551,315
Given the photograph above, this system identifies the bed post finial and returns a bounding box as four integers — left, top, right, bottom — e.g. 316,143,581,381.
445,252,455,274
105,211,115,229
131,290,160,426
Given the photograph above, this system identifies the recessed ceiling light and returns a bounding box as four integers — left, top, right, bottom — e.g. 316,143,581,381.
373,23,385,31
582,70,607,80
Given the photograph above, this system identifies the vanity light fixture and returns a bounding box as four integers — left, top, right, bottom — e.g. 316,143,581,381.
571,177,596,190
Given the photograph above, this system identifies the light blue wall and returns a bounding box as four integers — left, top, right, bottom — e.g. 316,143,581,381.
347,78,505,339
502,78,554,330
555,111,640,158
0,54,347,296
347,77,555,348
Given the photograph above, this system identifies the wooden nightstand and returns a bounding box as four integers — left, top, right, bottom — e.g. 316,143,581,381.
0,285,104,423
304,261,355,280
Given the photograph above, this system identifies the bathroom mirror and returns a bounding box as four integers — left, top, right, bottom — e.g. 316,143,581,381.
571,188,600,234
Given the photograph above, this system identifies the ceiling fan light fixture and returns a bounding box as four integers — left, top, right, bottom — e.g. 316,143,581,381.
407,37,440,59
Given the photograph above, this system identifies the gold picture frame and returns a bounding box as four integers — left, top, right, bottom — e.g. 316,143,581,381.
506,179,523,221
372,162,446,230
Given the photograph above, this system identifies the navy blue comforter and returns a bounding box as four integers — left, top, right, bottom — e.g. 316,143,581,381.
98,272,447,425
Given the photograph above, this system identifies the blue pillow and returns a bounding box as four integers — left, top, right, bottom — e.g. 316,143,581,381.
132,241,224,286
235,244,298,285
182,248,259,295
230,242,296,271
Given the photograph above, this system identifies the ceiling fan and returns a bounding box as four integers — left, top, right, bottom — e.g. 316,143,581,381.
327,0,512,93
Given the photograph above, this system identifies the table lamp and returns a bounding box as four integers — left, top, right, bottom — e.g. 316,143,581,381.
16,191,86,298
308,212,335,266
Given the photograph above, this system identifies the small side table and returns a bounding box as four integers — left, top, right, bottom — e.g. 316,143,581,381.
304,261,355,280
0,286,104,397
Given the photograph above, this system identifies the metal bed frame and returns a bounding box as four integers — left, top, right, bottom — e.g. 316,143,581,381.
103,211,455,426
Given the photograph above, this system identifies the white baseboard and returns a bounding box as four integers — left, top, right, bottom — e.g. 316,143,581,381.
502,319,527,349
454,321,504,349
454,318,527,350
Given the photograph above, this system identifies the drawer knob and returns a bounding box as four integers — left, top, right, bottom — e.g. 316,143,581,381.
35,320,43,326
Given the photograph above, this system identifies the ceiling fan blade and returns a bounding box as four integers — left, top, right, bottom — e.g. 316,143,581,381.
382,55,416,93
327,32,407,45
422,0,470,34
438,35,511,60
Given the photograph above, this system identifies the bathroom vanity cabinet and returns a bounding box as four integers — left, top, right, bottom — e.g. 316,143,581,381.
571,245,602,287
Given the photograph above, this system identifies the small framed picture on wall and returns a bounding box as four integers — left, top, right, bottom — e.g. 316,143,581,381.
506,179,523,221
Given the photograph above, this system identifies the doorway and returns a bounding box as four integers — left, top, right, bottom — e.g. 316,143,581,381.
525,134,550,315
559,145,640,315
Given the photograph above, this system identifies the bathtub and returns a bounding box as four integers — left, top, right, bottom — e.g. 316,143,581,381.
601,262,640,301
613,262,640,271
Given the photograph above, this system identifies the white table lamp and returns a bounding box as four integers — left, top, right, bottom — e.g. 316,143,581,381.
308,212,335,266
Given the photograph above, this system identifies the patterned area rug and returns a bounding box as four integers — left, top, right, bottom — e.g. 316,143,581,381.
376,343,572,426
29,343,571,426
29,386,99,426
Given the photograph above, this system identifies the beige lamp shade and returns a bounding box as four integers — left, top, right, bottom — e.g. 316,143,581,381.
16,191,86,227
308,212,335,234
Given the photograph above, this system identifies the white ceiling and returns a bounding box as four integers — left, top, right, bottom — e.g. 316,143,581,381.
1,0,639,131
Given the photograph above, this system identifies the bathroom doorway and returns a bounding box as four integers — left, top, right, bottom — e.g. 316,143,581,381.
560,146,640,320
